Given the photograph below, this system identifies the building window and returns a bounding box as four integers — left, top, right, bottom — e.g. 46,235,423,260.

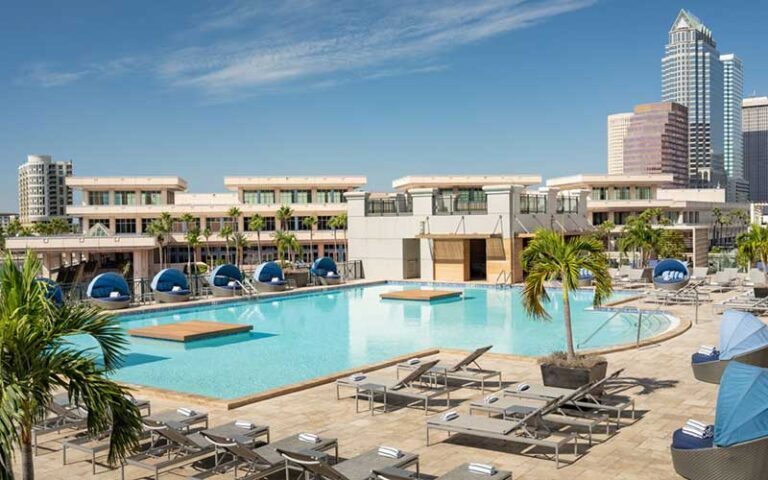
114,191,136,205
89,218,111,229
316,189,346,203
519,194,547,214
318,216,333,230
592,212,609,225
614,212,630,225
207,217,235,233
614,187,630,200
637,187,652,200
88,191,110,205
591,188,608,200
141,191,161,205
141,218,155,233
173,218,199,233
279,190,312,204
556,196,579,214
115,218,137,234
245,216,275,231
243,190,276,204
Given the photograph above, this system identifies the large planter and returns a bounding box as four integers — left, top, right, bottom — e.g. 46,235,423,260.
540,361,608,394
755,285,768,298
284,269,309,288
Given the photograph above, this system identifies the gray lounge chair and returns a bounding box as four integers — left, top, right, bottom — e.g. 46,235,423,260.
374,463,511,480
32,404,88,455
336,359,449,414
690,267,710,281
278,446,419,480
426,397,577,469
396,346,502,393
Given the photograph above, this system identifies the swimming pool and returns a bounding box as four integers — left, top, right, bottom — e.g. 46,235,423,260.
76,283,674,399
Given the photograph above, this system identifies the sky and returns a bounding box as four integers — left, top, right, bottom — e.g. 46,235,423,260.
1,0,767,211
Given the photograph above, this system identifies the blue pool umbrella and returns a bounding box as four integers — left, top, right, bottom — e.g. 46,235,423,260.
714,361,768,447
87,272,130,299
311,257,338,276
150,268,189,292
720,310,768,360
209,264,242,287
253,262,284,283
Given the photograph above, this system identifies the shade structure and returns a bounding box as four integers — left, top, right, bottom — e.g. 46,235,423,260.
209,264,242,287
311,257,338,277
714,362,768,447
720,310,768,360
150,268,189,292
37,278,64,306
86,272,130,299
253,262,284,283
653,259,689,283
578,268,593,280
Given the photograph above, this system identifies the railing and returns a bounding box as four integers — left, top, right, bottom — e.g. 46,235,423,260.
366,198,413,216
556,195,579,214
519,194,547,214
433,194,487,215
337,260,364,280
577,307,667,349
495,270,512,287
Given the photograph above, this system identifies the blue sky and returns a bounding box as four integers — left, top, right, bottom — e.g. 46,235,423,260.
1,0,767,211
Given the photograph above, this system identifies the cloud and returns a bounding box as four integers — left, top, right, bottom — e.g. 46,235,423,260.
17,63,89,88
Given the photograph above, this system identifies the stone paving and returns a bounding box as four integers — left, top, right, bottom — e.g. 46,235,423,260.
17,287,741,479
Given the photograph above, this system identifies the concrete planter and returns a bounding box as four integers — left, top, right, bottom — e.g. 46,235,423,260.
540,361,608,394
284,269,309,288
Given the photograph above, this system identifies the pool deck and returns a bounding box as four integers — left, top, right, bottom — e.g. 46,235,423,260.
380,289,462,302
127,320,253,342
19,286,743,479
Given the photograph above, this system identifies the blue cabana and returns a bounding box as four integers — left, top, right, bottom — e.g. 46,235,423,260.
578,268,593,279
86,272,131,310
252,262,287,292
311,257,341,285
714,362,768,447
151,268,189,293
653,259,689,290
37,278,64,306
209,264,242,287
720,310,768,360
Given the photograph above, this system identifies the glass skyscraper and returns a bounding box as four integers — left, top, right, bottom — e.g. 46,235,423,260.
721,54,748,201
662,10,725,189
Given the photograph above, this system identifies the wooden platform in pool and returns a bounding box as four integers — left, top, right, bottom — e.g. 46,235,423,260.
380,289,462,302
127,321,253,342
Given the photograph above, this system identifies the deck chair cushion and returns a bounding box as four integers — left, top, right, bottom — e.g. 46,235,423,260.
672,428,714,450
692,352,720,364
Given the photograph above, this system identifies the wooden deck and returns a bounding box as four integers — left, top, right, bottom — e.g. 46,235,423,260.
128,320,253,342
379,289,462,302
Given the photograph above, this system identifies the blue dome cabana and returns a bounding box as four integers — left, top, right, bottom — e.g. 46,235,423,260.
578,268,593,287
37,278,64,306
252,262,288,292
86,272,131,310
209,264,243,297
151,268,191,303
691,310,768,384
653,259,690,291
311,257,341,285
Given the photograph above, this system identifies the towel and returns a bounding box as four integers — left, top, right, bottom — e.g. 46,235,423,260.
298,433,320,444
698,345,717,355
377,446,402,459
349,373,366,382
327,271,336,278
515,383,530,392
235,420,254,429
177,407,196,417
109,291,121,298
171,285,182,292
441,411,459,421
271,277,281,283
483,395,499,405
227,281,237,287
468,463,497,476
406,358,421,366
682,419,713,438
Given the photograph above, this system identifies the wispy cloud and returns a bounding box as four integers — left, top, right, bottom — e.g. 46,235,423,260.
17,63,89,88
17,0,596,95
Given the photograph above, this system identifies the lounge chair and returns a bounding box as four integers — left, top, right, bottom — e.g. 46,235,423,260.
373,462,511,480
396,346,502,393
743,268,767,287
620,269,647,288
252,261,288,292
709,271,737,291
278,446,419,480
209,264,243,297
691,310,768,384
504,369,634,427
311,257,342,285
188,432,338,480
690,267,709,282
653,259,690,291
151,268,191,303
87,272,131,310
32,398,89,455
671,362,768,480
426,397,578,469
336,359,449,414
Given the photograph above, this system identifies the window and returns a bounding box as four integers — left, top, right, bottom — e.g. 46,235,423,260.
592,212,609,225
245,216,275,231
614,187,630,200
279,190,312,204
88,191,109,205
207,217,235,233
557,196,579,213
114,191,136,205
243,190,276,205
172,218,199,233
614,212,630,225
89,218,110,229
285,217,311,231
115,218,137,234
316,190,346,203
591,188,608,200
141,191,161,205
141,218,155,233
318,216,333,230
637,187,652,200
519,194,547,214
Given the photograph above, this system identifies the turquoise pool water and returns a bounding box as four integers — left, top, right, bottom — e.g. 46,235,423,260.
75,284,673,399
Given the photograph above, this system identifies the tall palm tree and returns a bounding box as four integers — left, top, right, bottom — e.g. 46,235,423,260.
146,213,173,268
202,226,212,266
712,207,723,248
617,208,669,266
737,224,768,269
248,214,266,265
184,227,200,274
5,219,23,237
521,230,612,362
286,233,303,264
231,233,248,267
227,207,242,233
302,216,318,262
220,225,234,265
273,230,290,264
333,213,348,262
180,214,195,272
48,218,70,235
328,216,339,260
0,252,143,480
276,205,293,232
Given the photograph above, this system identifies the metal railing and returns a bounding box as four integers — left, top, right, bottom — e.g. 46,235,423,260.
366,198,413,216
519,194,547,214
433,194,487,215
556,195,579,214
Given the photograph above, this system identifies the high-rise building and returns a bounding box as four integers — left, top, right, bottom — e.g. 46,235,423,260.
622,102,689,187
721,53,748,201
744,97,768,202
607,112,634,175
662,10,725,189
18,154,73,224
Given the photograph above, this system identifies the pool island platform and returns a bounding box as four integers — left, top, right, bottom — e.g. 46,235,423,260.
380,289,462,302
127,320,253,342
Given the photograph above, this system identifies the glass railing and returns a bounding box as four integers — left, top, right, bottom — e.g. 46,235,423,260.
519,194,547,214
366,198,413,216
433,194,487,215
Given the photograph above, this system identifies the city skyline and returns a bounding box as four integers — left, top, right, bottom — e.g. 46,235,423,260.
2,1,768,211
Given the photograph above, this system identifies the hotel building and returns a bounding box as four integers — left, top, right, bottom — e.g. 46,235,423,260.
622,102,689,187
607,112,634,175
0,213,17,231
744,97,768,202
17,154,73,225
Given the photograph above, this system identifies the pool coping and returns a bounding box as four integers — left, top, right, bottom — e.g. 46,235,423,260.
117,280,689,410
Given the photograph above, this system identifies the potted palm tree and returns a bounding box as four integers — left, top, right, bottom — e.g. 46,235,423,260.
522,229,613,389
737,224,768,297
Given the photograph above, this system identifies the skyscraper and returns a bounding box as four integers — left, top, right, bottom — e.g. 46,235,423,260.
662,10,725,189
622,102,689,187
18,154,73,225
721,53,748,201
744,97,768,202
607,112,633,175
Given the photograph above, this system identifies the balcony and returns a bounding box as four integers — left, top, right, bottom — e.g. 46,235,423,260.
519,194,547,214
433,194,487,215
556,195,579,214
366,197,413,216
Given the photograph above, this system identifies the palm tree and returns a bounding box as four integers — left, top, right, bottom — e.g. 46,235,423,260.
302,216,318,262
328,216,339,261
286,233,303,264
0,227,5,252
248,214,266,265
48,217,70,235
231,232,248,267
220,225,234,264
180,214,195,272
712,207,724,248
737,224,768,269
521,230,612,362
273,230,290,264
146,213,173,268
333,213,347,262
227,207,242,233
276,205,293,231
184,227,200,275
202,226,212,266
0,252,143,480
617,208,670,266
5,219,23,237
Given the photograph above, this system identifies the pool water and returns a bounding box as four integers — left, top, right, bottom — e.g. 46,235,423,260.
74,284,673,399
